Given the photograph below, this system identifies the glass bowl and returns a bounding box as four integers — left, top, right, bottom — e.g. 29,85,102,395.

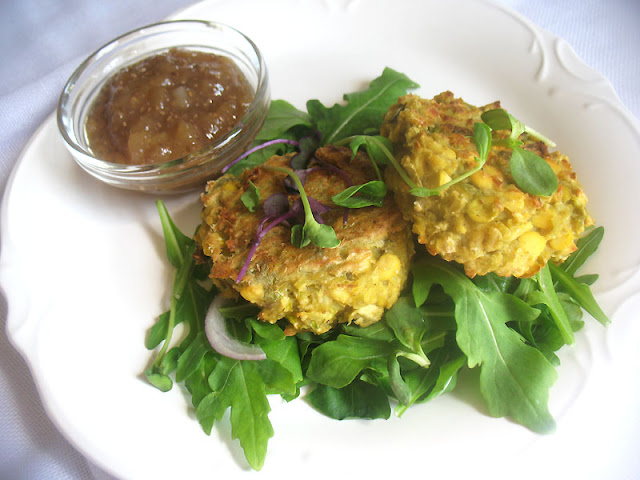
57,20,270,194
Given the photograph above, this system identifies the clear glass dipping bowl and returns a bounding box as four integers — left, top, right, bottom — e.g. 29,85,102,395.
57,20,270,194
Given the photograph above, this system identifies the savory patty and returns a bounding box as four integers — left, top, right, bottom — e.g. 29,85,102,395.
195,145,415,334
381,92,593,278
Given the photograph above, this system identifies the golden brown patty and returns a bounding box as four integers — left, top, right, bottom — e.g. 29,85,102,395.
195,145,415,334
381,92,593,278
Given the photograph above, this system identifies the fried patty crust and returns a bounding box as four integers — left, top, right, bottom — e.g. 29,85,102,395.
381,92,593,278
195,145,414,334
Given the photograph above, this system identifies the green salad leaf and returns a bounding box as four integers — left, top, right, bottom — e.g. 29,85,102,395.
256,99,312,139
306,380,391,420
205,357,274,470
412,255,558,433
147,198,607,469
560,226,604,276
307,67,420,145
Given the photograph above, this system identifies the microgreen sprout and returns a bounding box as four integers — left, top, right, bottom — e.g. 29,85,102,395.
481,109,559,196
331,181,387,208
236,167,340,282
335,125,493,199
266,166,340,249
241,180,260,212
345,109,559,198
409,122,493,197
481,109,556,148
332,134,417,206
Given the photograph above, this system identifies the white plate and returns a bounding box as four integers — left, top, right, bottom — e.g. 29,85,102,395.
2,0,640,478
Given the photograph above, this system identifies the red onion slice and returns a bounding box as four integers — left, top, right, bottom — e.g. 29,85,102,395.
204,295,267,361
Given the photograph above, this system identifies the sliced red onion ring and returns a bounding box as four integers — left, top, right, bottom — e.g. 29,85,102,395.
204,295,266,361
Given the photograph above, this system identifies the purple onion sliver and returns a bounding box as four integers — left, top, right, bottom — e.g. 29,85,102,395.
222,139,300,173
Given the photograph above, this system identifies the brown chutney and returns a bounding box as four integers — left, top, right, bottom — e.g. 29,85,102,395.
85,48,254,165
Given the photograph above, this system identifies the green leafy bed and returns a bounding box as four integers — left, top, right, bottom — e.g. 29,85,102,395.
144,68,608,470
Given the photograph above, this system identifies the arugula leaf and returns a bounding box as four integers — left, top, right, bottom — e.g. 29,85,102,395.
523,291,584,356
342,321,395,342
218,302,261,321
195,390,226,435
251,320,304,396
145,311,173,350
387,354,413,405
307,67,419,145
255,100,312,141
306,380,391,420
145,201,200,390
412,255,557,433
395,348,465,416
473,273,518,294
156,199,193,268
306,335,395,388
176,331,211,383
187,352,219,409
561,226,604,276
575,273,599,285
385,295,429,365
535,264,574,345
224,99,309,175
549,262,609,326
207,357,274,471
419,351,465,401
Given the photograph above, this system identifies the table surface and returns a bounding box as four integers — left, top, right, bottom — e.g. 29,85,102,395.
1,1,638,479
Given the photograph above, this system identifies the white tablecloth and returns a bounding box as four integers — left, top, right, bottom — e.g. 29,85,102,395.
1,1,638,479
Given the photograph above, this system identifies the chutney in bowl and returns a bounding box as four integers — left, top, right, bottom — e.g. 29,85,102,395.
57,20,270,193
